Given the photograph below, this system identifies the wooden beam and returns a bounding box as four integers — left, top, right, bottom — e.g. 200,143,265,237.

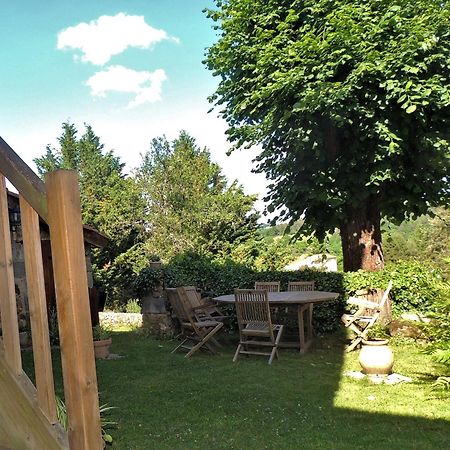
45,170,102,450
0,174,21,375
20,195,58,423
0,136,47,220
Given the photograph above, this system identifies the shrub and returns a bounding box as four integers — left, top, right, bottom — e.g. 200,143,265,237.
125,299,141,314
132,266,163,298
344,260,449,314
131,253,450,334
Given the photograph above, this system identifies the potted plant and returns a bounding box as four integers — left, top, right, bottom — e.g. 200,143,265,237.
92,325,112,359
132,263,165,314
359,326,394,376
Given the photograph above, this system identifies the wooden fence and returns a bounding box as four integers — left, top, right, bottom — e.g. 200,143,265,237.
0,136,102,449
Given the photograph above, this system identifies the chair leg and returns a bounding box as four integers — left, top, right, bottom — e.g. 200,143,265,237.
204,341,218,354
210,337,223,349
171,338,188,354
233,344,242,362
268,347,277,365
270,325,284,363
346,337,362,352
185,323,223,358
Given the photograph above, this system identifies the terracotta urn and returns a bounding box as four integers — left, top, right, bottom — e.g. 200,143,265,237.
93,338,112,359
359,339,394,376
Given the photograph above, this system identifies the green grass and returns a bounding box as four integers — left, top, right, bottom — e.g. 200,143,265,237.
23,332,450,449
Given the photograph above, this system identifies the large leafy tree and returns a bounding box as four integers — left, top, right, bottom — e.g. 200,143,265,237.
136,131,259,259
205,0,450,271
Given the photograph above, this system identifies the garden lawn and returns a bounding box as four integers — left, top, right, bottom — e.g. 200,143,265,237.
24,331,450,450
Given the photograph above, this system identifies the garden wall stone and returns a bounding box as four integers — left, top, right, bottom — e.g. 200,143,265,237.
99,312,143,329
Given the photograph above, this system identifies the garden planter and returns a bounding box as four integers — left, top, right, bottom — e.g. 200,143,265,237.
19,331,29,348
93,338,112,359
359,339,394,375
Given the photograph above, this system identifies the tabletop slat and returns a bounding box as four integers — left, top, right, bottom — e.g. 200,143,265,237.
213,291,339,304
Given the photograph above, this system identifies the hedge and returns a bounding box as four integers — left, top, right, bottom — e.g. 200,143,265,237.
133,252,450,333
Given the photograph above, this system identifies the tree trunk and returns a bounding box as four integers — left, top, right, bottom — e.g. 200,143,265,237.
340,197,384,272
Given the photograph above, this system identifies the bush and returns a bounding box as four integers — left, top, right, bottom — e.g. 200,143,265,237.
344,260,449,314
125,299,141,314
132,253,450,334
132,266,163,298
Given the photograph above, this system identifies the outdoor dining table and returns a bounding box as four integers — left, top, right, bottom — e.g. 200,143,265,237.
213,290,339,354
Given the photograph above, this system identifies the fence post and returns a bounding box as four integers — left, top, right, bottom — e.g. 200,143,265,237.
45,170,102,450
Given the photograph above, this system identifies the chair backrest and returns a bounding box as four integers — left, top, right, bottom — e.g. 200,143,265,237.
234,289,273,338
166,288,190,323
183,286,202,309
365,280,393,327
378,280,393,309
288,281,315,291
254,281,280,292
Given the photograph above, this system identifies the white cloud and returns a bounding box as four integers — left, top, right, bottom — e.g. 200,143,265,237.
85,65,167,108
57,13,178,65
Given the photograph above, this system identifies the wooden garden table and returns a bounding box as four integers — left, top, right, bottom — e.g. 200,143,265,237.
213,291,339,354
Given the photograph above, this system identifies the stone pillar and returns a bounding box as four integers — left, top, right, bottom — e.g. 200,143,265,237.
141,262,175,337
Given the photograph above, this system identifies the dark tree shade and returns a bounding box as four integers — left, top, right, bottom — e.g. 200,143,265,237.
204,0,450,271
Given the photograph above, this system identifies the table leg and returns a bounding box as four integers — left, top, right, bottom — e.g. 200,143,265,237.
307,304,314,341
297,304,313,354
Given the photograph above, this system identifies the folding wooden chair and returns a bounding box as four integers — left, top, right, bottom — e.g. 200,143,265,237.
287,280,315,319
254,281,280,292
341,280,393,352
288,281,315,292
255,282,281,313
233,289,284,364
183,286,228,322
166,287,223,358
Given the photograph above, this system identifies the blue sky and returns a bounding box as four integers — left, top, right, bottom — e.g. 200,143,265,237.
1,0,267,211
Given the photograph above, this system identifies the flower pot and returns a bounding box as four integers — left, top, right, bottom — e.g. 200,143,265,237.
359,339,394,376
93,338,112,359
19,331,29,348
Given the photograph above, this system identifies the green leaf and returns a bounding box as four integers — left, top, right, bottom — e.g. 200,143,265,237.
406,104,417,114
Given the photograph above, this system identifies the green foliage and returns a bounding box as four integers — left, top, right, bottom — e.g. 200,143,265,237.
92,325,112,341
205,0,450,266
132,267,163,298
55,396,68,432
422,293,450,373
135,131,259,260
133,255,450,332
125,299,141,314
344,260,450,314
55,395,116,445
432,376,450,390
93,243,150,307
383,208,450,277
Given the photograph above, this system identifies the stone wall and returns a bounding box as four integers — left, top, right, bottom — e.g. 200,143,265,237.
99,312,143,329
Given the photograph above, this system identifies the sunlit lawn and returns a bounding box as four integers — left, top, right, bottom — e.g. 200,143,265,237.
24,330,450,449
